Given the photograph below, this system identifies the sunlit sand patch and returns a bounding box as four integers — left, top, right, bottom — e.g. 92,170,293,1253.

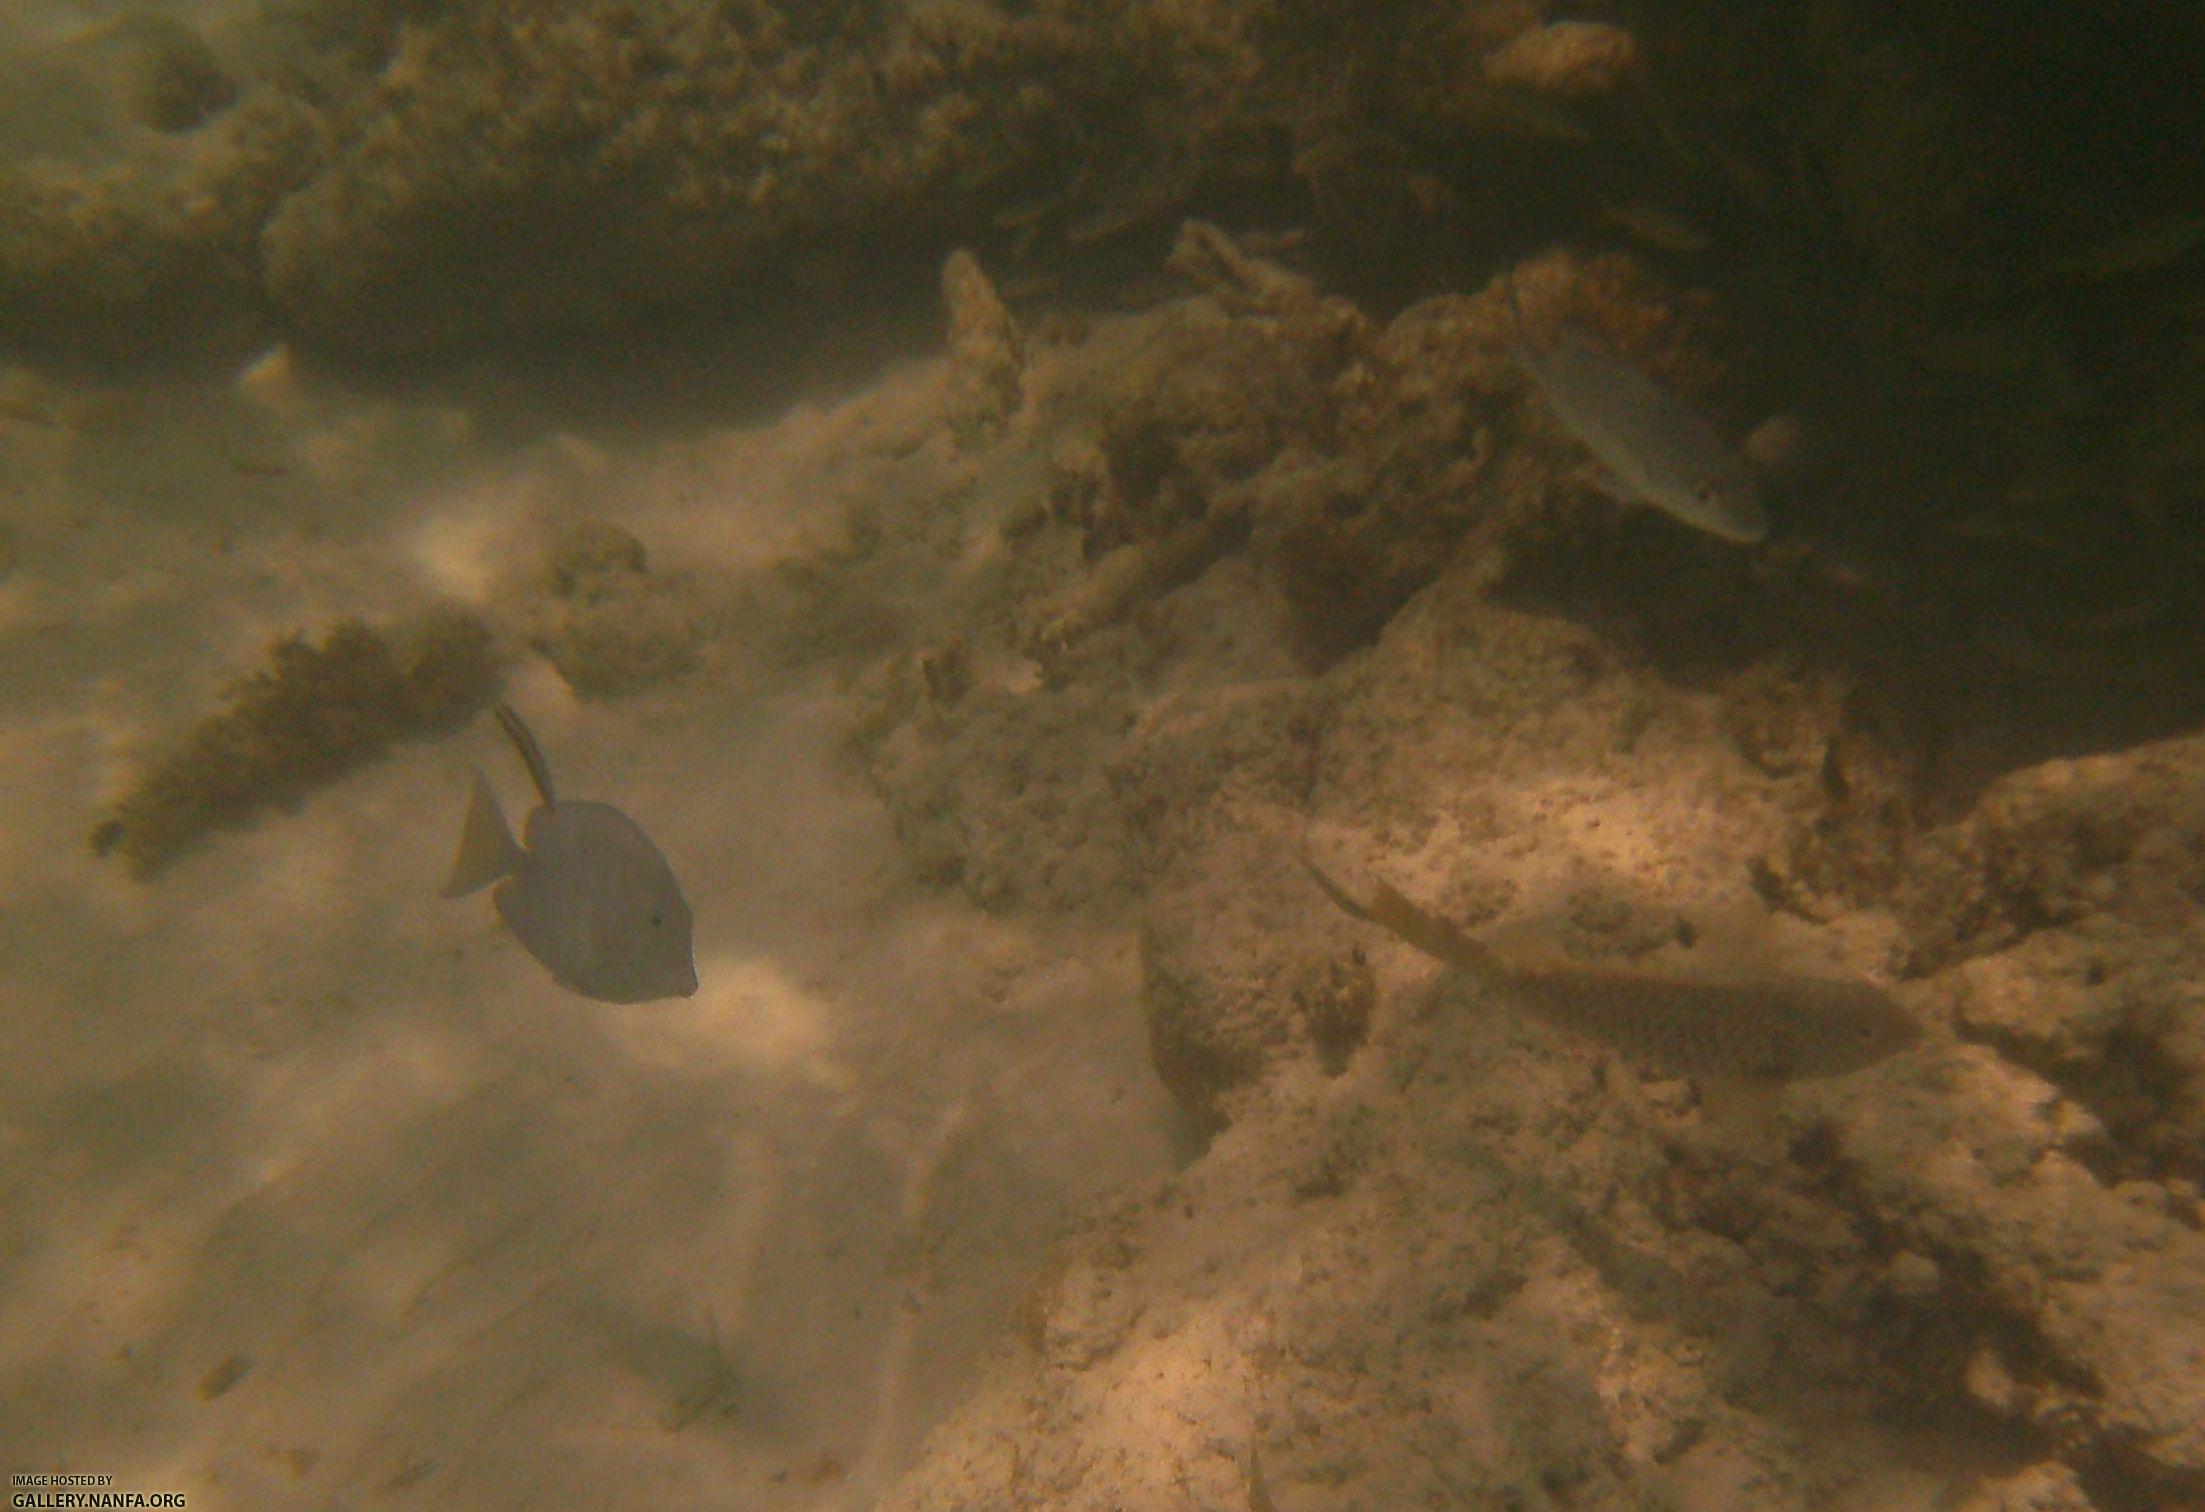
235,343,310,423
403,490,508,608
603,954,850,1093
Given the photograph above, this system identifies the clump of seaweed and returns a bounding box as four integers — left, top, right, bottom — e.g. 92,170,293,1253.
92,608,496,877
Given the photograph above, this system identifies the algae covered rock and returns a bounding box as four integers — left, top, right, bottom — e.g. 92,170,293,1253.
0,88,321,359
525,519,708,700
1896,734,2205,1185
256,0,1272,356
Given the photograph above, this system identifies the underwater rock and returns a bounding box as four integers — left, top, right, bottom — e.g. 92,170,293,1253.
256,0,1271,356
0,89,320,359
951,225,1369,666
1746,683,1924,919
1169,220,1330,323
1828,1050,2205,1495
847,260,2205,1506
1898,741,2196,975
1141,832,1375,1130
888,899,1923,1512
941,249,1024,450
1895,734,2205,1187
1480,20,1640,97
0,10,234,160
867,675,1132,912
96,11,240,133
526,519,707,700
1026,503,1248,660
94,608,496,877
1716,659,1848,780
1750,729,2205,1494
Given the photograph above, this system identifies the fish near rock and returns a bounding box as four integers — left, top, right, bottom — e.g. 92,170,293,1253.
1301,855,1918,1084
444,703,697,1004
1504,279,1768,545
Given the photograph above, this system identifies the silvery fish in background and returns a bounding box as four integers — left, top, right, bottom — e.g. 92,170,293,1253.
443,703,697,1004
1505,278,1769,545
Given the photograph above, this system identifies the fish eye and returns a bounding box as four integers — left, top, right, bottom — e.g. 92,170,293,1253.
649,910,664,927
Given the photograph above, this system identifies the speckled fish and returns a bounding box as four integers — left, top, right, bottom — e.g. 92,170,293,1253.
1302,857,1917,1082
1505,280,1768,545
443,703,697,1004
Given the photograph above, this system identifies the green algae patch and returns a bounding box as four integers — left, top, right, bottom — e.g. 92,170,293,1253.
93,608,497,878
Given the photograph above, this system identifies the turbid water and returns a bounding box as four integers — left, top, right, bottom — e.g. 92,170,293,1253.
0,342,1178,1508
8,4,2205,1509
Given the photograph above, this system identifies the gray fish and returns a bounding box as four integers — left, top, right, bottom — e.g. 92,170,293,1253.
443,703,697,1004
1302,856,1917,1083
1505,280,1768,545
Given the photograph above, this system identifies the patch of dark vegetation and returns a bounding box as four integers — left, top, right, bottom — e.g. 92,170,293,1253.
92,608,496,877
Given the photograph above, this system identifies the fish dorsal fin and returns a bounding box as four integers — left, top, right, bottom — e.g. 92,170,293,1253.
494,702,557,808
441,768,523,897
1300,851,1513,991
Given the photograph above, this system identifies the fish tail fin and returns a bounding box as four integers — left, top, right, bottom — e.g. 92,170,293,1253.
441,768,522,897
493,702,556,808
1299,851,1512,989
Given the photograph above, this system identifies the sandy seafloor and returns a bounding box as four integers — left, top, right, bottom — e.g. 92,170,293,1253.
0,336,1181,1507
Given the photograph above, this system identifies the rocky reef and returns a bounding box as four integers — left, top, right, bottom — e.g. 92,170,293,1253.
14,0,2185,732
6,0,2203,704
804,227,2205,1506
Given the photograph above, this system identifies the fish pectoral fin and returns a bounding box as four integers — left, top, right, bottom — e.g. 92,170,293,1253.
1300,851,1510,989
441,769,522,898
